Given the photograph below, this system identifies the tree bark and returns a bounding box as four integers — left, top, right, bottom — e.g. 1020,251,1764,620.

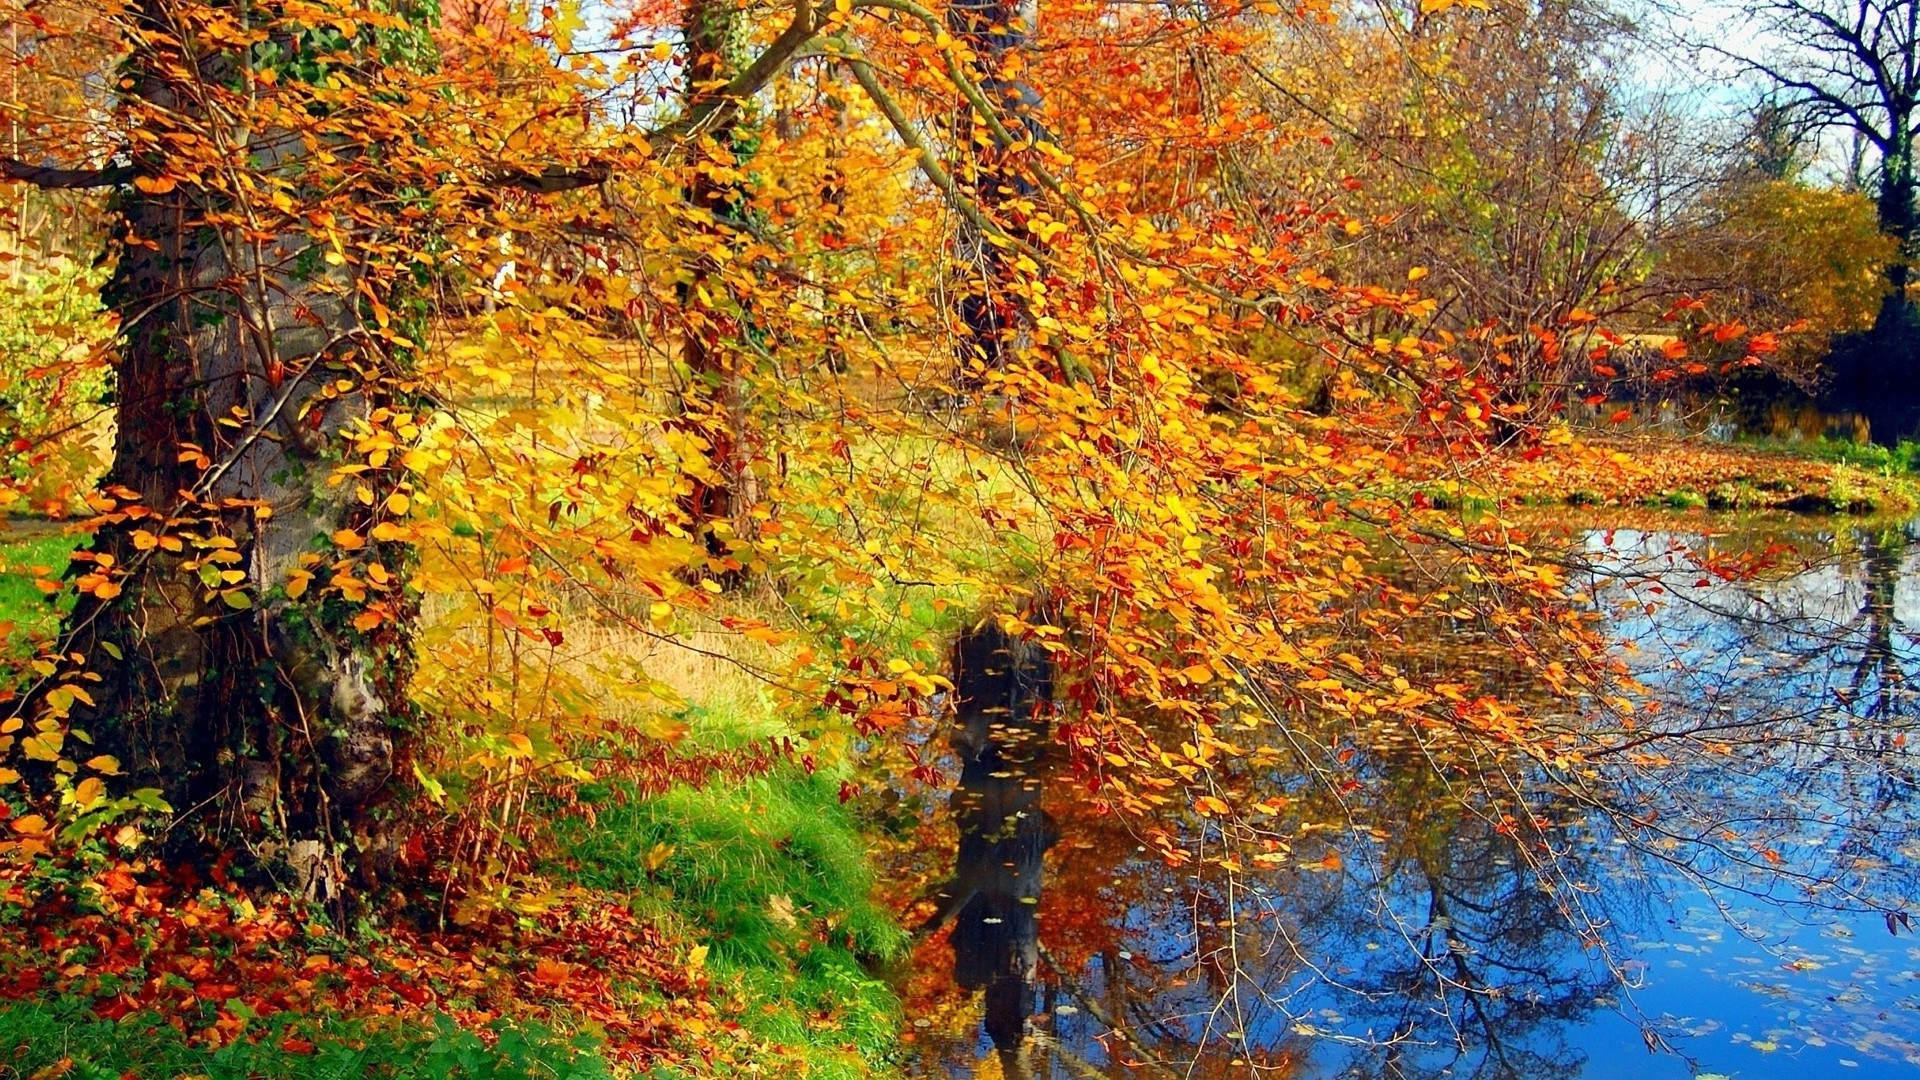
947,0,1045,391
15,0,420,916
676,0,758,565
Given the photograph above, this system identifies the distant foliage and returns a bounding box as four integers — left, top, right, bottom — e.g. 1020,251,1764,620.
1671,180,1893,371
0,260,112,514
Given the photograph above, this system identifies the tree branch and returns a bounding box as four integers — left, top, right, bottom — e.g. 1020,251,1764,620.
0,157,134,189
493,162,612,193
840,50,1046,265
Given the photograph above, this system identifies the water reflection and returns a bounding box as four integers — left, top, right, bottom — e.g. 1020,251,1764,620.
902,521,1920,1079
920,623,1058,1072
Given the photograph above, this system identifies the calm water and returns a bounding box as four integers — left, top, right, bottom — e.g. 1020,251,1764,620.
893,518,1920,1079
1573,389,1920,447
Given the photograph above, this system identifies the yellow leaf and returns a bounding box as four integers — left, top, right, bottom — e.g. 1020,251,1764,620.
331,529,366,550
133,174,178,194
650,40,673,61
9,814,48,835
85,755,121,775
21,732,61,762
1181,663,1213,684
0,769,18,785
73,776,105,808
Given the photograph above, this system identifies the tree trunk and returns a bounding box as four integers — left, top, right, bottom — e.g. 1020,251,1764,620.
676,0,757,566
15,0,419,916
1871,116,1920,365
821,71,851,374
949,0,1044,391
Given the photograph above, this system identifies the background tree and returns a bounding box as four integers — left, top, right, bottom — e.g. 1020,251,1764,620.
1666,100,1894,374
1698,0,1920,387
1227,0,1721,419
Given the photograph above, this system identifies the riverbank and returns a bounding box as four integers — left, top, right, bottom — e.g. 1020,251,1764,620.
0,758,908,1080
0,419,1908,1079
1479,432,1920,514
0,545,915,1080
0,505,956,1080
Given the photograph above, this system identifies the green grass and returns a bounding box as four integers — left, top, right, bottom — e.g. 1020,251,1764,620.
0,531,77,643
1762,435,1920,474
0,998,611,1080
554,769,907,1079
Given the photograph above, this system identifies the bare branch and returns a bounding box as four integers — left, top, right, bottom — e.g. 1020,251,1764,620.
493,162,612,193
0,157,133,189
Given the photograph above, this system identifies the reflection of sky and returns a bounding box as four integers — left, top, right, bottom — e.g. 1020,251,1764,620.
903,522,1920,1079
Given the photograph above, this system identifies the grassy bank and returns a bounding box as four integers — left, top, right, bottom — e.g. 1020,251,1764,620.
0,1002,612,1080
1490,433,1920,515
0,615,914,1080
553,770,907,1078
0,761,910,1080
0,529,76,646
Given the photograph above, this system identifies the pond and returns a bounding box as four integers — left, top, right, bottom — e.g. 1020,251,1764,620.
888,516,1920,1079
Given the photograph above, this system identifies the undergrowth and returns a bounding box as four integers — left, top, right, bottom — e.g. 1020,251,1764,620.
0,999,610,1079
554,769,907,1079
1774,435,1920,474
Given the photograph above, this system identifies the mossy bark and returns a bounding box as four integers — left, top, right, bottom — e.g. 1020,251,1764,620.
29,0,421,917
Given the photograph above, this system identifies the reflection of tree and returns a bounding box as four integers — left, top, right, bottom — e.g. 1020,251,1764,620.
1570,523,1920,913
896,521,1920,1078
921,623,1059,1075
1848,527,1908,730
1009,741,1625,1080
1338,764,1609,1080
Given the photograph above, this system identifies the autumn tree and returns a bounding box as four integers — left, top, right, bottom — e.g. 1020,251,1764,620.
675,0,754,554
943,0,1044,389
1238,0,1715,415
0,0,470,911
1666,102,1894,372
